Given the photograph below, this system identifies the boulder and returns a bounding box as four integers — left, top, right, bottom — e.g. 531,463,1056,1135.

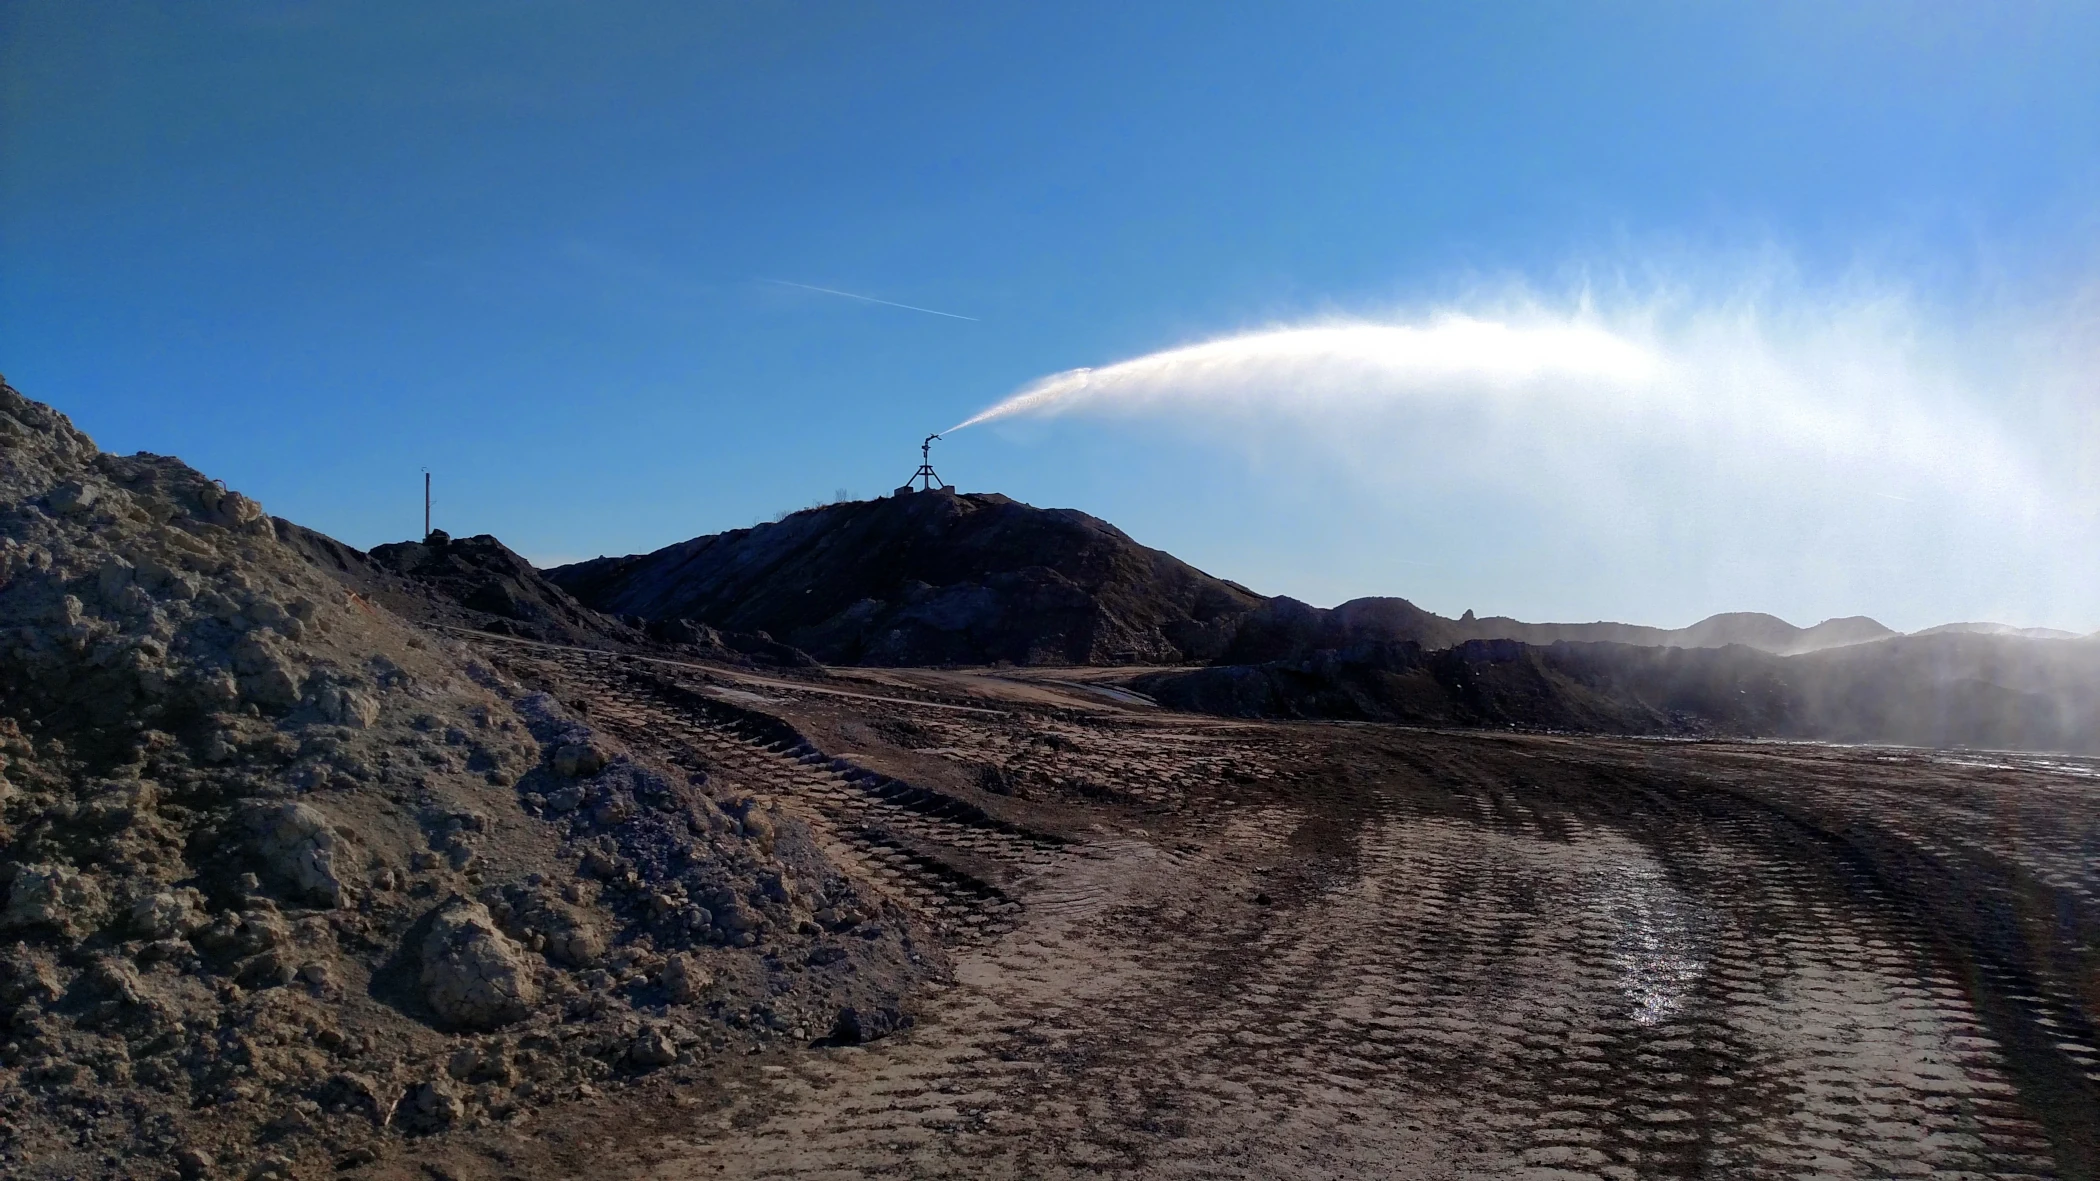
318,1071,395,1126
49,480,100,517
552,741,607,778
246,801,353,906
628,1026,678,1070
661,952,712,1003
306,670,378,728
420,897,537,1030
713,899,764,942
718,796,775,851
399,1079,463,1133
829,1004,908,1045
512,894,601,967
1,863,105,936
129,888,208,940
231,632,302,710
246,1154,295,1180
0,947,63,1012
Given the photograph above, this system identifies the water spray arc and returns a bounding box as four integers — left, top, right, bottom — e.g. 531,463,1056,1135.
943,319,1665,434
929,299,2088,629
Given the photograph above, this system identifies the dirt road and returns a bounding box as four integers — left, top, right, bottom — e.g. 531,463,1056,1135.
483,647,2100,1180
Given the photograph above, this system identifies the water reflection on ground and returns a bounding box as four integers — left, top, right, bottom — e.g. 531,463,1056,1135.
1595,859,1709,1026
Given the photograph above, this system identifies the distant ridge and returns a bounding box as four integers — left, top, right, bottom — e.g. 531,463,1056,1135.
541,489,2099,669
1136,631,2100,753
526,487,2100,752
1910,621,2084,641
1224,598,1895,664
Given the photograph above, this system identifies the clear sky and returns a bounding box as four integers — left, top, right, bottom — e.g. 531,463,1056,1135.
4,2,2097,632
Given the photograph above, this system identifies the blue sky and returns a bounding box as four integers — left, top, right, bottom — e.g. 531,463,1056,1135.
4,2,2097,631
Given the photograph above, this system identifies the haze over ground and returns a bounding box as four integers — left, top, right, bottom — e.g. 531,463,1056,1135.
4,2,2098,632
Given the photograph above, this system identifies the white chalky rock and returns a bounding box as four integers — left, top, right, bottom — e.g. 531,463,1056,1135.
420,896,537,1030
661,953,712,1003
311,679,378,728
231,632,301,709
628,1026,678,1069
245,801,352,906
540,903,603,967
130,888,208,939
1,863,105,935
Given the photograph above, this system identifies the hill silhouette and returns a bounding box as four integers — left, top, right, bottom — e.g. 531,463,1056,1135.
1223,597,1894,663
271,522,644,648
541,490,2093,678
1911,621,2085,641
526,485,2100,750
1137,632,2100,752
547,489,1264,666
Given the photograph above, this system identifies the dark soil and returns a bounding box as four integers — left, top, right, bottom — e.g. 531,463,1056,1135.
0,382,935,1181
1136,633,2100,753
408,652,2100,1181
545,489,1264,666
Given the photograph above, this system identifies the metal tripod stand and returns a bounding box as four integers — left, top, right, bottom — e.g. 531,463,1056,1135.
906,433,947,491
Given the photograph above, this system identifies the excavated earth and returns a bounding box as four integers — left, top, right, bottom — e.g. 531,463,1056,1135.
5,381,2099,1180
0,386,939,1181
379,644,2100,1181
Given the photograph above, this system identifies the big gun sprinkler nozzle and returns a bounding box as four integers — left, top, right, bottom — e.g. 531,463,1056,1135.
902,433,948,493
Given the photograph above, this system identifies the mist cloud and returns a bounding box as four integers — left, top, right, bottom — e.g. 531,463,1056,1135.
948,279,2100,631
950,318,1662,430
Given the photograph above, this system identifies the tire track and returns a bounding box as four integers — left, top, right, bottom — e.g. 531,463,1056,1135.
639,767,2069,1179
462,639,2087,1178
487,645,1068,940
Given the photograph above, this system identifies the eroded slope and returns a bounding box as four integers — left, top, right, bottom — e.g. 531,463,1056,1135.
0,382,937,1181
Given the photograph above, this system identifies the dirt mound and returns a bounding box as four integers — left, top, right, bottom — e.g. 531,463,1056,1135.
1139,639,1787,736
1140,632,2100,752
1218,597,1458,663
271,522,642,652
547,489,1263,666
1781,631,2100,749
0,380,934,1179
543,494,1904,672
366,531,641,648
274,524,817,670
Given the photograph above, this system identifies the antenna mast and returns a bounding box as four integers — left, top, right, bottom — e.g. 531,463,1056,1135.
423,469,431,538
907,434,947,492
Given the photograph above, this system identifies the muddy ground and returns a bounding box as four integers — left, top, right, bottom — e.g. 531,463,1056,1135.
410,637,2100,1181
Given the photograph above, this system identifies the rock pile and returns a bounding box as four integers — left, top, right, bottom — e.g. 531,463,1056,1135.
546,489,1264,666
278,521,819,669
271,522,646,652
0,380,935,1180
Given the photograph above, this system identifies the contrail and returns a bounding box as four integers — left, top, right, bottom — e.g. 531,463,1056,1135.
764,279,979,322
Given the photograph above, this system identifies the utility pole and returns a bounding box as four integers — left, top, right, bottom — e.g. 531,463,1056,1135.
423,469,431,538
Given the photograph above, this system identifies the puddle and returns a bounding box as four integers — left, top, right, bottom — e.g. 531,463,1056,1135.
1594,860,1708,1026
